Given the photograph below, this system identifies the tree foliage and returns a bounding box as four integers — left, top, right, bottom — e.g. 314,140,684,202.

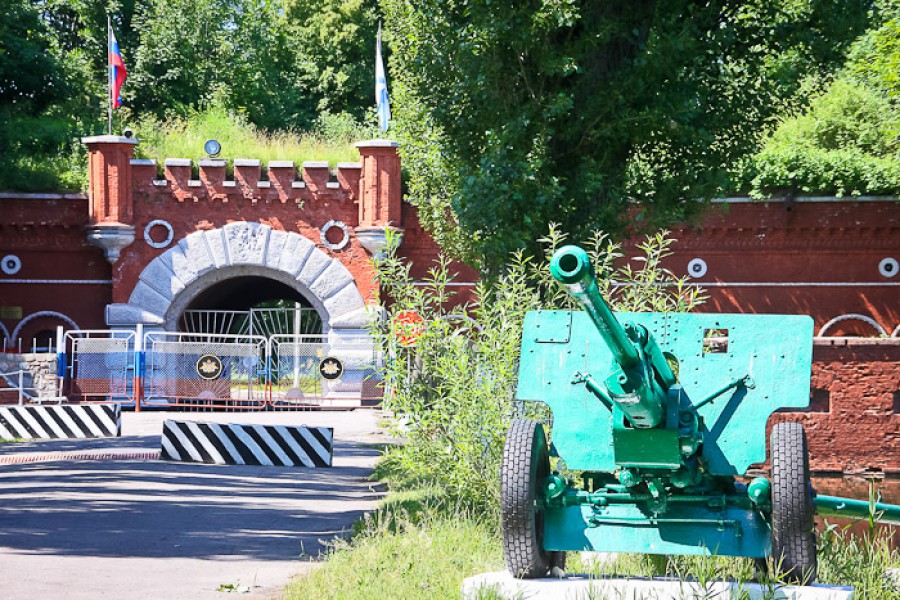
750,1,900,197
0,1,64,110
127,0,382,130
128,0,232,119
128,0,324,129
286,0,381,122
382,0,872,268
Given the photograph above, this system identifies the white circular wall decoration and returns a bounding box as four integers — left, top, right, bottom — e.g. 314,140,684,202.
687,258,708,278
878,257,898,278
144,219,175,249
1,254,22,275
320,220,350,251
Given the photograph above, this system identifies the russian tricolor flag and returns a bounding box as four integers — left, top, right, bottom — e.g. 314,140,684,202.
109,26,127,108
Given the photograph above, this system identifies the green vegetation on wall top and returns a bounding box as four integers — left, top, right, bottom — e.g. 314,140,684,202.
133,108,374,169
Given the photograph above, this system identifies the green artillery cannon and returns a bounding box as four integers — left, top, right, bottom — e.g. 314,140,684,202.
502,244,900,583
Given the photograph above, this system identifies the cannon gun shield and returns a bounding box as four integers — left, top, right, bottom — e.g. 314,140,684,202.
516,310,814,476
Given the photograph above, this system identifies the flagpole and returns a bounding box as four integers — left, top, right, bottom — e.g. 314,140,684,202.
107,14,112,135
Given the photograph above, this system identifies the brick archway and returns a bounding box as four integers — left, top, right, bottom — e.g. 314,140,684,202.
106,222,372,337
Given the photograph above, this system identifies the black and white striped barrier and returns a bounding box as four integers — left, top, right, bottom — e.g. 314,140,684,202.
0,404,121,440
160,420,333,467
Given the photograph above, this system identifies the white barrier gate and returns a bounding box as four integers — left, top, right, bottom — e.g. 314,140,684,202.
269,335,384,409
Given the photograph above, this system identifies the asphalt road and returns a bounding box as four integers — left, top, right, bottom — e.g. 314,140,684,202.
0,410,390,600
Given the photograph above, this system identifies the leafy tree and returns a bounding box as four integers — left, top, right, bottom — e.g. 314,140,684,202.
128,0,234,118
750,1,900,197
0,0,64,110
285,0,381,123
129,0,355,130
381,0,872,268
845,1,900,100
223,1,317,129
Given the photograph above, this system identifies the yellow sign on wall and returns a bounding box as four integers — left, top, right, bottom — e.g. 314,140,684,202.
0,307,22,320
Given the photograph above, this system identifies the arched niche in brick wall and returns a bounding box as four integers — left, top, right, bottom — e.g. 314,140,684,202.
106,222,373,340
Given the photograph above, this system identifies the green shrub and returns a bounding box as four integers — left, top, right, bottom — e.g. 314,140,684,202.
0,111,90,192
750,79,900,197
747,3,900,198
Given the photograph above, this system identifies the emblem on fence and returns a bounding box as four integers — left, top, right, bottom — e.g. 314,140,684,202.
196,354,224,380
318,356,343,380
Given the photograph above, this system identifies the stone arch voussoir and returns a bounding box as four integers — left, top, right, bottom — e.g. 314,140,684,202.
108,222,371,335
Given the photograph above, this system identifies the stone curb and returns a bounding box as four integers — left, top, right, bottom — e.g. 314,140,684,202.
462,572,855,600
0,449,160,465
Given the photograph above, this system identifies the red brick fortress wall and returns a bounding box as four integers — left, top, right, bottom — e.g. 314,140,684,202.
661,198,899,337
118,157,376,303
0,193,111,345
771,338,900,474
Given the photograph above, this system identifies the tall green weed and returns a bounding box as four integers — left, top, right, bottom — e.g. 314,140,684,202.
372,227,705,511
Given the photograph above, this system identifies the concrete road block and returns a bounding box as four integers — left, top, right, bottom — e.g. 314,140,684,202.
0,404,120,440
160,419,333,467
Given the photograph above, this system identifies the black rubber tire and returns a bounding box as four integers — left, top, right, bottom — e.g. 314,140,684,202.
501,418,557,578
770,422,818,583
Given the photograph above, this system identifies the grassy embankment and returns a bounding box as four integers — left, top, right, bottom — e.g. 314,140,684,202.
5,108,369,193
284,458,900,600
132,108,366,172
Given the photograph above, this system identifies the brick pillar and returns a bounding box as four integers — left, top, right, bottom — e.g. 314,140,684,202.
82,135,139,263
355,140,402,257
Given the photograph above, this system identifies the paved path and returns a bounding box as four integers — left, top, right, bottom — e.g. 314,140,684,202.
0,410,390,600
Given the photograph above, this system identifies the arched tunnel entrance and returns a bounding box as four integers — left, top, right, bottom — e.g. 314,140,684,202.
93,223,380,408
177,275,323,337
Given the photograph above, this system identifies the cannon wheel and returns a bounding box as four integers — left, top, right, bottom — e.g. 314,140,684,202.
770,422,817,583
501,419,565,578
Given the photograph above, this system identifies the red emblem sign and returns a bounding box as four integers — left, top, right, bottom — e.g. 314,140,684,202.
393,310,425,347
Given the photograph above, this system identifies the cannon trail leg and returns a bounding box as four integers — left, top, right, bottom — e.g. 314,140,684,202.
771,422,817,583
501,419,564,578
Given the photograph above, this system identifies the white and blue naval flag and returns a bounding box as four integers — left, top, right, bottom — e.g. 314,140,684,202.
376,22,391,132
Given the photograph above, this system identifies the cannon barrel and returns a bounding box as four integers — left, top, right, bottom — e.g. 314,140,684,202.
815,494,900,525
550,244,676,429
549,245,640,368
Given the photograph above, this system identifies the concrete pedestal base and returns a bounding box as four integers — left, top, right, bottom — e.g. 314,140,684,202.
462,572,854,600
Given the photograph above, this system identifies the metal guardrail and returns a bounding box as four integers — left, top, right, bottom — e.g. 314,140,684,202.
0,369,47,406
143,331,268,410
59,329,385,410
0,370,34,405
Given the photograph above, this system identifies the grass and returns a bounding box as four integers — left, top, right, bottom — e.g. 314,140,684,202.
282,472,900,600
284,487,504,600
133,107,372,170
2,106,377,193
